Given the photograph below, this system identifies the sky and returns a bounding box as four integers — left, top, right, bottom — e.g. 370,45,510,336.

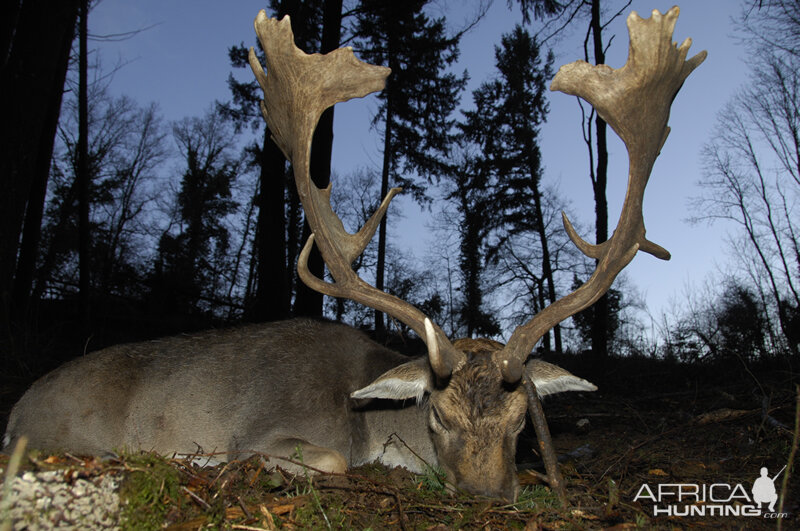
89,0,750,329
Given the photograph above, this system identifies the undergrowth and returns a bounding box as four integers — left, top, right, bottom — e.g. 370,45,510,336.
1,370,798,529
118,452,184,529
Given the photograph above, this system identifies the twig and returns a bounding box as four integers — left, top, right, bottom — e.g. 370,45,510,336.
181,485,211,509
383,433,431,469
383,432,456,492
238,496,253,519
63,453,85,464
0,436,28,531
523,374,568,508
520,469,549,483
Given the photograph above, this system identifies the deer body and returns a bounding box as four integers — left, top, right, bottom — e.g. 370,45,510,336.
5,320,428,469
4,319,593,500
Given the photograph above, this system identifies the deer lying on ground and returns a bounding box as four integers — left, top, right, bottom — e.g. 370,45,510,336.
4,318,592,500
4,7,704,502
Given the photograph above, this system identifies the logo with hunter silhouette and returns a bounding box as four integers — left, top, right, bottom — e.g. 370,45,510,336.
752,466,784,513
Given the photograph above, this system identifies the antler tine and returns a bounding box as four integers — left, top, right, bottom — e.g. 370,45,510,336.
496,6,707,382
249,12,462,377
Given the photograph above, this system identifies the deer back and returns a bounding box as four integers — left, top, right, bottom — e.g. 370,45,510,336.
4,319,428,465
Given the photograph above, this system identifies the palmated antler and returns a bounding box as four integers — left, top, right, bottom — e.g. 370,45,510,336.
248,12,463,376
495,6,706,382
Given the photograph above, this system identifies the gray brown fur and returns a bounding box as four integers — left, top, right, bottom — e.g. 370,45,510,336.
4,319,596,501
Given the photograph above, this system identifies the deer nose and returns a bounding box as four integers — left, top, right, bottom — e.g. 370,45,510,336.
459,476,519,502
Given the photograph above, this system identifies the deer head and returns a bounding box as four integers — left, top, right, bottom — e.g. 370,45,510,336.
249,6,705,500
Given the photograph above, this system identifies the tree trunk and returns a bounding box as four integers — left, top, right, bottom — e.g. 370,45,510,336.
589,0,610,364
291,0,343,318
77,0,90,339
529,171,562,354
11,0,75,324
251,131,289,321
285,174,302,302
0,0,80,356
249,0,309,322
375,98,394,335
462,202,480,337
0,1,21,71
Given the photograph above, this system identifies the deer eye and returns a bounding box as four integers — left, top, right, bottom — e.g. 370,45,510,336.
430,405,449,432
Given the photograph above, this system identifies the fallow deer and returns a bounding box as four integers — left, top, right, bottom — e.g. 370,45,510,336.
4,6,704,502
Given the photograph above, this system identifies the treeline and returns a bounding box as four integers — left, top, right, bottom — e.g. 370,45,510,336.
1,0,798,373
659,0,800,362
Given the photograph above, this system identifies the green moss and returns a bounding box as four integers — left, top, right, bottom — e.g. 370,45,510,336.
118,453,182,530
293,496,350,530
414,465,448,496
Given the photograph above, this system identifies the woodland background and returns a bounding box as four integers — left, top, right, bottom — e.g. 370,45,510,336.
1,0,799,380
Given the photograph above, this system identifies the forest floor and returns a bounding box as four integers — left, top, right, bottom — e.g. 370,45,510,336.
1,355,799,530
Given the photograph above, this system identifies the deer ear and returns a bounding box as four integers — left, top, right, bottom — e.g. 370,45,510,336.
350,358,432,402
525,359,598,397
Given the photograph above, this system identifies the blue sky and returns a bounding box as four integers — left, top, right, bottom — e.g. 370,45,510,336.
89,0,748,328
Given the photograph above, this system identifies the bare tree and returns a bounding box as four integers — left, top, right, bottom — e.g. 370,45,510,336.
493,186,588,344
427,200,467,337
33,87,168,308
149,108,240,318
327,168,381,322
738,0,800,59
95,103,168,294
696,23,800,353
662,276,773,362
